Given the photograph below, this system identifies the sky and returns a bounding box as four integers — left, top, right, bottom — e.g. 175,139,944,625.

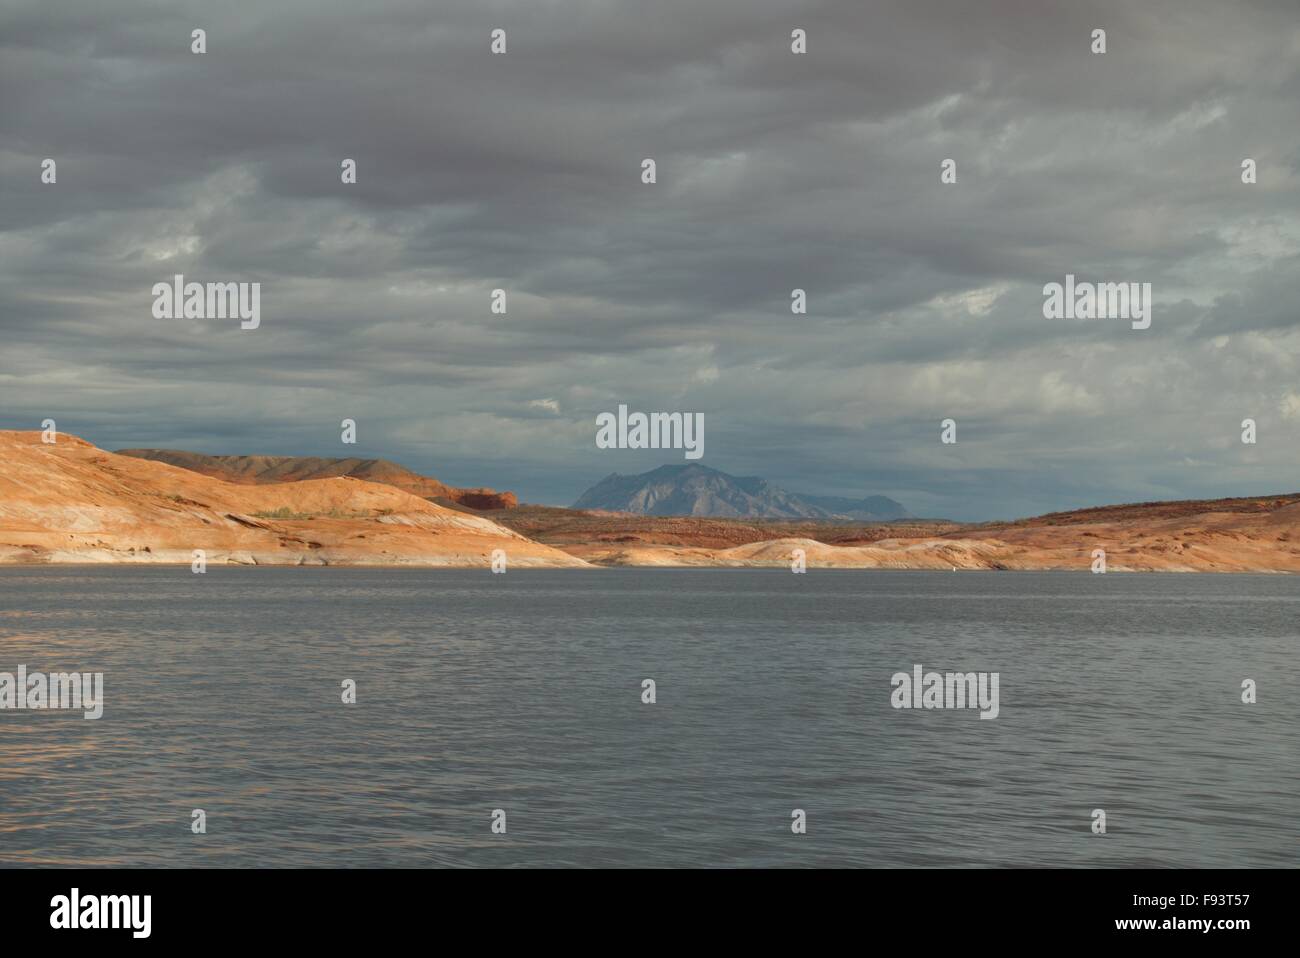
2,0,1298,521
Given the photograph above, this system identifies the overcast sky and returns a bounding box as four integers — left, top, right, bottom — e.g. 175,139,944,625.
2,0,1298,520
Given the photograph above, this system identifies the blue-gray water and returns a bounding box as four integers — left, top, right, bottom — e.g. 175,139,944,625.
0,567,1296,867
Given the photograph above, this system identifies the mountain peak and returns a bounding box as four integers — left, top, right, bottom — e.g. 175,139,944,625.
572,464,909,520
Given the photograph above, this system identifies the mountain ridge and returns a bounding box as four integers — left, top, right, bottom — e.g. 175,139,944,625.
117,448,516,510
571,463,911,520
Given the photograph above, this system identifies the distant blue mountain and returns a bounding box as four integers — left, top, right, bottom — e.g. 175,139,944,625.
572,464,911,520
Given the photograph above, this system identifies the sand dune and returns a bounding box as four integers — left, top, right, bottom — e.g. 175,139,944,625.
0,431,585,567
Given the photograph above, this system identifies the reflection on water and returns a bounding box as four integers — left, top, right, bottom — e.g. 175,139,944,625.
0,566,1296,867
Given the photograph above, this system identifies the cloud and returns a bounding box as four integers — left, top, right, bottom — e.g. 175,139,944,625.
1,0,1297,519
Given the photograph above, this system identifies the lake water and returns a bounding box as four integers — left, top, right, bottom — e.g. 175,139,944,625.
0,567,1295,867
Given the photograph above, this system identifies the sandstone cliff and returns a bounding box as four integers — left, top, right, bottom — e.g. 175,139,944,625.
0,432,580,567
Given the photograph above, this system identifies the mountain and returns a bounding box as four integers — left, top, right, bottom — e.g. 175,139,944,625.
570,464,911,519
0,431,579,567
116,449,516,510
792,494,914,521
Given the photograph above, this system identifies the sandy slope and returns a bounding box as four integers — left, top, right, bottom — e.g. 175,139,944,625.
0,431,585,567
554,505,1300,572
563,536,1013,569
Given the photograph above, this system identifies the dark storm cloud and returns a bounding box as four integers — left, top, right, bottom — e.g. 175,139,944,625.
1,0,1297,518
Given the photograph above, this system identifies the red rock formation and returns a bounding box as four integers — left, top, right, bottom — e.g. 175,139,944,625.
0,432,579,567
117,448,517,509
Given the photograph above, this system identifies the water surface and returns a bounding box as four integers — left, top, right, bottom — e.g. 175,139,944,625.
0,567,1295,867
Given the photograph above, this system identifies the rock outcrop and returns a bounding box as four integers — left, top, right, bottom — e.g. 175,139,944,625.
117,448,517,510
0,432,579,567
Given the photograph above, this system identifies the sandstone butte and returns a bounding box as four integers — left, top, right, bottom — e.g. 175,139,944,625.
2,430,1299,572
0,431,582,567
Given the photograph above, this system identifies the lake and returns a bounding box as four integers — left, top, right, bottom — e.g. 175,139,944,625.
0,567,1295,867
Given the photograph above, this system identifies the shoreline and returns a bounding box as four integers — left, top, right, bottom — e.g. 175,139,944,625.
0,557,1294,573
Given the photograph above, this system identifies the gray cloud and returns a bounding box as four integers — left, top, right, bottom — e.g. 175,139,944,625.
1,0,1298,519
